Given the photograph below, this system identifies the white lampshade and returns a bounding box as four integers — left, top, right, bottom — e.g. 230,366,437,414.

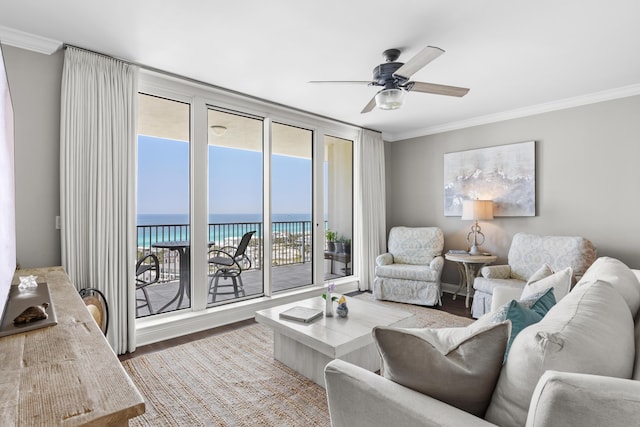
461,200,494,221
375,88,405,110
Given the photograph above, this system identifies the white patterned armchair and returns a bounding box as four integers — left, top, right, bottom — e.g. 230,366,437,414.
374,227,445,306
471,232,597,318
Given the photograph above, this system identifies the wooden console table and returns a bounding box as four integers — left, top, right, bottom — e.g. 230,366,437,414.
0,267,145,426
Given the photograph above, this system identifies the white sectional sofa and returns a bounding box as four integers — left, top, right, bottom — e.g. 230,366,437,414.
325,257,640,427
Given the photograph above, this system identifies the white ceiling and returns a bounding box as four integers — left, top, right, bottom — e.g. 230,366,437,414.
1,0,639,141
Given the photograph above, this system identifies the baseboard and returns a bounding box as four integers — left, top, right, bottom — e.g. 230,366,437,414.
441,281,462,296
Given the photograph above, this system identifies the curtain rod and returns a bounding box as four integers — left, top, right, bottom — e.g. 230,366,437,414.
62,43,382,135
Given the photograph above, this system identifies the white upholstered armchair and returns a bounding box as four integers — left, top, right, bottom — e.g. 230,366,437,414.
373,226,445,306
471,232,597,318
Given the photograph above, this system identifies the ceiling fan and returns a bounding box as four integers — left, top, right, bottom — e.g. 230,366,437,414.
309,46,470,113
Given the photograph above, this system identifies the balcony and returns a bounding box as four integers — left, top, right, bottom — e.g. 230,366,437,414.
135,221,350,318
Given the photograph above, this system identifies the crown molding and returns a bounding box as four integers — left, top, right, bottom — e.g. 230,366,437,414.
0,25,62,55
385,83,640,142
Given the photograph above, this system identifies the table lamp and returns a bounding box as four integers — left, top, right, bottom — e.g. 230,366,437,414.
461,199,494,255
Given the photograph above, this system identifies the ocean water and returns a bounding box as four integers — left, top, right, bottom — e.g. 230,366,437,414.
137,213,311,226
136,213,317,247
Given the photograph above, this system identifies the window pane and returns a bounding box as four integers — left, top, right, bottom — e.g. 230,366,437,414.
324,135,353,280
136,93,191,317
272,122,313,291
207,108,264,306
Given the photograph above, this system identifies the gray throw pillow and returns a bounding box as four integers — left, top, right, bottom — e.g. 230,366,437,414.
373,321,510,417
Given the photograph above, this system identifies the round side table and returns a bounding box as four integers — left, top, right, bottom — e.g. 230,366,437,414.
445,253,498,309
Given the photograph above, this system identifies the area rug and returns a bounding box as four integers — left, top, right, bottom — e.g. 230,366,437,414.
354,292,474,329
122,293,473,426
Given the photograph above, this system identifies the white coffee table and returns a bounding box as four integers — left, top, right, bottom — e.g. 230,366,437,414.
255,295,416,387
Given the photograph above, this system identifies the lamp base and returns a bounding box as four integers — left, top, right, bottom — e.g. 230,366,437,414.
466,222,486,256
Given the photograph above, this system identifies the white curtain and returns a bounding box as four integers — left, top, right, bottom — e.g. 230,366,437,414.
60,47,138,354
355,129,387,290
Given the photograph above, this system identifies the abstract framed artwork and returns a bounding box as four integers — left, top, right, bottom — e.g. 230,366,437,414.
444,141,535,217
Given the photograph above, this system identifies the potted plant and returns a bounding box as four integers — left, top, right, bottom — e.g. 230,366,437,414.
326,230,337,252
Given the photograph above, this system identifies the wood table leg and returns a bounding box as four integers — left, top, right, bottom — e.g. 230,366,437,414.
463,263,475,308
452,262,466,301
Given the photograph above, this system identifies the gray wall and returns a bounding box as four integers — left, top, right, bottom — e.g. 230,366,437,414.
385,95,640,285
3,45,63,268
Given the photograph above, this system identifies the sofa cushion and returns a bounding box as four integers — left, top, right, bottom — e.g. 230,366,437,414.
375,264,440,281
634,270,640,381
520,266,572,301
633,315,640,381
577,257,640,318
373,321,510,417
485,280,635,427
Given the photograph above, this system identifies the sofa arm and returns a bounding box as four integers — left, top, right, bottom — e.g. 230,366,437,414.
526,370,640,427
325,360,497,427
490,286,523,311
481,265,512,279
376,253,394,266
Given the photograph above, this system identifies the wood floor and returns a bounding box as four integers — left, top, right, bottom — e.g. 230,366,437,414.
119,291,472,362
439,291,475,318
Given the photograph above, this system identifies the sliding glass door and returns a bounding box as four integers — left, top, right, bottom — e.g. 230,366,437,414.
324,135,353,280
271,122,313,292
136,93,191,317
206,108,264,306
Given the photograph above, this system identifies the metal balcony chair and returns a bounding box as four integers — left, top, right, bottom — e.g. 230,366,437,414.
136,253,160,316
208,231,255,303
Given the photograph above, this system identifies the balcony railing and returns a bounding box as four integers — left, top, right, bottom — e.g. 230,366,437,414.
136,221,316,284
135,220,353,317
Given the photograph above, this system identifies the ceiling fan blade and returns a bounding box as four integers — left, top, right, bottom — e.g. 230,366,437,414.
407,81,470,97
393,46,444,80
308,80,372,85
360,95,377,114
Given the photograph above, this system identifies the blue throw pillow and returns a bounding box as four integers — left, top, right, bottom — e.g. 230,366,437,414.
529,287,556,317
502,288,556,361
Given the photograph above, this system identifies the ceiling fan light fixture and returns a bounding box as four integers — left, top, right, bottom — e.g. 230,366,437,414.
375,88,405,110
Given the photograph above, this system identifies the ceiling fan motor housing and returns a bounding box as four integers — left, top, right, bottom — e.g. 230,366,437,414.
372,62,408,89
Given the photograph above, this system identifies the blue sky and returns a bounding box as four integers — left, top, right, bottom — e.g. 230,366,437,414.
138,136,314,215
